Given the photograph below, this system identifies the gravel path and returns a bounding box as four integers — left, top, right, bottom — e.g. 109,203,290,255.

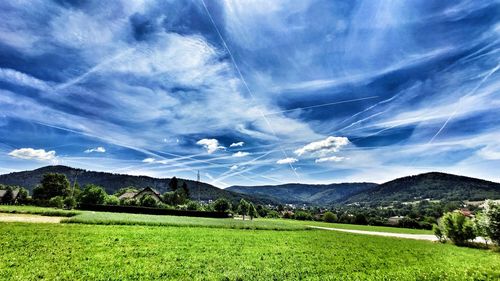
308,225,488,243
0,213,64,223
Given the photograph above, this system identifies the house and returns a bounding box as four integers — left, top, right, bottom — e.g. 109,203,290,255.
118,187,162,203
0,188,21,204
387,216,405,225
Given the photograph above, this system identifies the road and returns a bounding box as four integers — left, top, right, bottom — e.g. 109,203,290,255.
308,225,488,243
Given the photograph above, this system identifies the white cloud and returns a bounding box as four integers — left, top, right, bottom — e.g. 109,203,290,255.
477,144,500,160
315,156,346,163
232,151,250,157
230,141,245,147
276,157,298,164
142,158,156,163
295,136,350,156
84,146,106,153
8,148,56,161
230,165,239,171
196,138,225,154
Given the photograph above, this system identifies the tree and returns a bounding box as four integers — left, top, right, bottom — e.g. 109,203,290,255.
33,173,71,201
213,198,231,213
17,188,28,204
248,203,257,220
480,200,500,245
169,177,178,191
323,212,338,223
140,195,158,208
181,182,190,198
238,199,249,220
72,178,81,198
79,184,107,205
439,211,476,245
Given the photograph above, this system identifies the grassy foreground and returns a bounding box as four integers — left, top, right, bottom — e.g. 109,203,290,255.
0,223,499,281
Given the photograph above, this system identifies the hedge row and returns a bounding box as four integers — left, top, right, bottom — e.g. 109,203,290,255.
78,204,231,218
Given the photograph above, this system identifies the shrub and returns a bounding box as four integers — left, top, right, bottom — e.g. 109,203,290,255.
439,212,476,245
187,201,201,211
432,224,445,243
294,211,313,221
323,212,337,223
105,195,120,206
63,197,77,209
79,184,108,205
49,196,64,209
139,195,158,208
266,210,279,218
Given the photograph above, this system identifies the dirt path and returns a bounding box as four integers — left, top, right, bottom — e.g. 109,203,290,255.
308,225,488,243
0,213,64,223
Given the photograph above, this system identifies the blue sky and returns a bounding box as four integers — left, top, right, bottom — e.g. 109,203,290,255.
0,0,499,187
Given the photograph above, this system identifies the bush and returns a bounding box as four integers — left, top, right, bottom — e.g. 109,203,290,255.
294,211,313,221
105,195,120,206
323,212,337,223
139,195,158,208
63,197,77,209
79,184,108,205
266,210,279,218
187,201,201,211
432,224,445,243
439,212,476,245
49,196,64,209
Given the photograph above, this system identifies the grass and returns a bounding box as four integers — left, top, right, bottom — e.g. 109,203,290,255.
0,205,80,217
282,219,433,234
62,211,307,230
0,223,499,280
0,205,432,233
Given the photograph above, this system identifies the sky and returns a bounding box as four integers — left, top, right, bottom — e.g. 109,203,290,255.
0,0,499,187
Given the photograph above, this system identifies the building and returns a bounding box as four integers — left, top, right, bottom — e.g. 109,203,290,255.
118,187,162,203
0,188,21,204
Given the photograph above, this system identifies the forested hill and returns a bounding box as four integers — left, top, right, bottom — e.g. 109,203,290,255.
226,183,378,205
343,172,500,204
0,165,275,205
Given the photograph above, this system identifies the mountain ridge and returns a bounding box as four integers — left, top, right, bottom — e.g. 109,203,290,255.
0,165,276,204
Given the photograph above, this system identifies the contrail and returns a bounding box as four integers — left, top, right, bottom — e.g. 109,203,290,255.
200,0,300,178
263,96,379,116
428,63,500,144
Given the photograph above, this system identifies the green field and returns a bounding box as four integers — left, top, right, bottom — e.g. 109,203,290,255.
0,206,431,233
0,222,498,280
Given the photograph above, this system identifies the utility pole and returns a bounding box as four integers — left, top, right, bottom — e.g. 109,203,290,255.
197,170,200,202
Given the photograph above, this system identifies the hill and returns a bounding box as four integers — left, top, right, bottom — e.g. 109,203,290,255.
227,183,378,205
343,172,500,204
0,165,275,205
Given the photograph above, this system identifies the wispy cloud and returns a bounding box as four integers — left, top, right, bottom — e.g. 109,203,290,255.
230,141,244,147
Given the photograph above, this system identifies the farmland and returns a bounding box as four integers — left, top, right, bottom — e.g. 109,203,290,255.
0,222,499,281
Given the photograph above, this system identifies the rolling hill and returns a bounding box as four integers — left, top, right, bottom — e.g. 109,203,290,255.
228,173,500,206
0,165,276,205
343,172,500,204
227,183,378,205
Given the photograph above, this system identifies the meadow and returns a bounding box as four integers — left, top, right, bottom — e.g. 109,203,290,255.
0,205,431,233
0,222,499,280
